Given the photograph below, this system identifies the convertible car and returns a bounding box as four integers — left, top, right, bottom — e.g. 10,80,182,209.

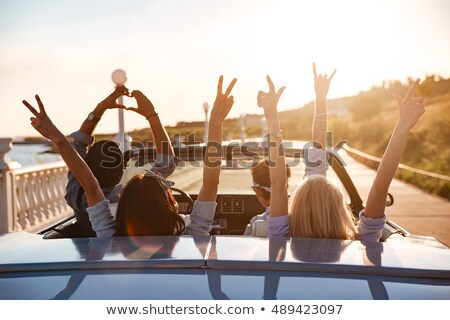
1,144,449,299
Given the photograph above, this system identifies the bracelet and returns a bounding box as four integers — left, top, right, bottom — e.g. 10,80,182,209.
146,113,158,120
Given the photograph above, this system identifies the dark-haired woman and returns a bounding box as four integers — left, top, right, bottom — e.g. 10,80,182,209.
65,87,177,237
243,160,291,236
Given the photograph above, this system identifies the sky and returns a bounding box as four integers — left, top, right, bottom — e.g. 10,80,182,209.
1,0,449,138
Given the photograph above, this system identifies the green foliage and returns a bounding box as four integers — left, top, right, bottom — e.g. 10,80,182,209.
337,78,450,200
347,92,382,122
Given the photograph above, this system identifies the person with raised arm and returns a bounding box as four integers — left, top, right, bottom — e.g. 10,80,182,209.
259,71,425,241
312,63,336,149
356,78,424,240
23,75,237,238
303,63,337,178
244,65,335,237
242,160,291,236
187,75,237,235
363,79,425,221
65,87,176,237
23,96,106,210
257,76,288,230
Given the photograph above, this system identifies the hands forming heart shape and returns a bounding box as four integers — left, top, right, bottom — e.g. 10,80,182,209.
98,86,157,118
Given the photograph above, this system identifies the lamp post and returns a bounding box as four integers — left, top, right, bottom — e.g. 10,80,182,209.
112,69,132,152
239,114,246,143
203,102,209,143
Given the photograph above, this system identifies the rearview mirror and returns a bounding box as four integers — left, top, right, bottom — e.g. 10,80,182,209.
386,193,394,207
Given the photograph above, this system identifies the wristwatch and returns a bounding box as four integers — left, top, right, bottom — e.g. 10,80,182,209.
87,111,99,122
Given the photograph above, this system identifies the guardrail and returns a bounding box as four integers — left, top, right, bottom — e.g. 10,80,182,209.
343,144,450,198
0,138,72,233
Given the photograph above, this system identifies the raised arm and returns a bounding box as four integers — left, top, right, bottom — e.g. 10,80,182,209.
185,76,236,236
79,86,129,137
66,86,128,210
257,76,287,218
197,76,237,201
22,95,105,206
128,90,174,157
312,63,336,148
364,79,425,219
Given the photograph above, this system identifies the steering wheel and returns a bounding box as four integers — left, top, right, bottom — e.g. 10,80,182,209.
170,187,194,214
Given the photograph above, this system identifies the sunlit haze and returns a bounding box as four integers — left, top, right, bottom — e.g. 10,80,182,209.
1,0,449,137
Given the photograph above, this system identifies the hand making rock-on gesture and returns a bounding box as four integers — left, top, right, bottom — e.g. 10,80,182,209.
311,63,336,149
257,75,286,120
313,63,336,99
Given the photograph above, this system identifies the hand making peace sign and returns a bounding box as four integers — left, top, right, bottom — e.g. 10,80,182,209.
210,75,237,124
22,95,62,141
394,79,425,133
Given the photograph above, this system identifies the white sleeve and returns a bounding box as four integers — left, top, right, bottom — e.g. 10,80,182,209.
186,200,217,236
268,215,290,237
357,210,386,242
86,199,116,238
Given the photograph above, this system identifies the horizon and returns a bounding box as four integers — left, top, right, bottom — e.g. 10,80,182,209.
15,74,448,140
1,0,450,138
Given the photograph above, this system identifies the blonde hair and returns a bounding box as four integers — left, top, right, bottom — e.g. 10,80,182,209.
289,175,358,240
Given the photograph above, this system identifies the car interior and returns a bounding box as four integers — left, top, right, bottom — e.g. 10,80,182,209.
39,144,403,241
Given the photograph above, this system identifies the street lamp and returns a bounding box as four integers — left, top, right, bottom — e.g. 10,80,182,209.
112,69,132,152
239,114,246,143
203,102,209,143
111,69,127,86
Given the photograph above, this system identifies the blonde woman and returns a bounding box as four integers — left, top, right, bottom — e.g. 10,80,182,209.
258,70,425,241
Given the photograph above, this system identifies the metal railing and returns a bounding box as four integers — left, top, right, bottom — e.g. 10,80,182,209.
344,144,450,192
12,161,71,232
0,138,72,233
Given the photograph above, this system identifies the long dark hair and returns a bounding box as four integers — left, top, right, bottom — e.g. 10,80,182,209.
115,174,185,236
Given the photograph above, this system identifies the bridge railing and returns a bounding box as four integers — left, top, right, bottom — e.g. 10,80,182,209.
344,144,450,198
0,138,72,233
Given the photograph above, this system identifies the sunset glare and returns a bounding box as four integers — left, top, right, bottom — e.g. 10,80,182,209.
1,0,449,137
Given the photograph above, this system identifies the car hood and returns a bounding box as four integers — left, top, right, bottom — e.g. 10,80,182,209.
1,232,449,278
1,233,450,300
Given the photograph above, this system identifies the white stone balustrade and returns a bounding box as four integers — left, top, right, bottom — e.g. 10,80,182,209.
0,138,72,233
